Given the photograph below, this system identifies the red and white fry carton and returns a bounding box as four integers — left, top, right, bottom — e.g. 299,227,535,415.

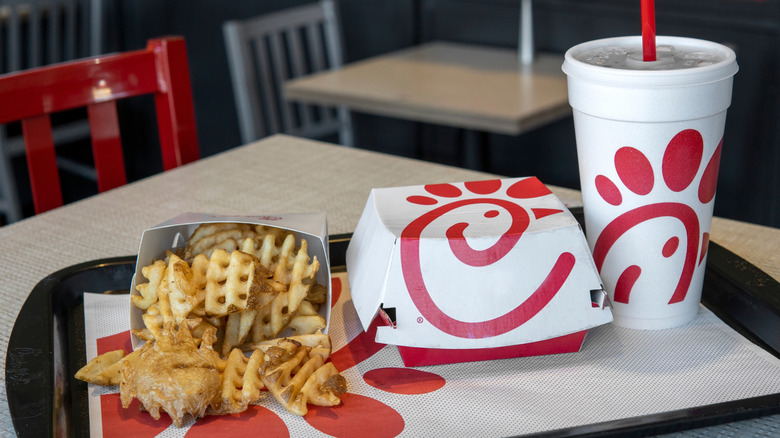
129,212,330,350
346,177,612,367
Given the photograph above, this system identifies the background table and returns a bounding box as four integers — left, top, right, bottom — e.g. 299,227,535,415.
285,42,570,136
284,41,571,169
1,135,778,436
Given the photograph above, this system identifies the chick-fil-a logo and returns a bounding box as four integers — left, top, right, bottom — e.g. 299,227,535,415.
591,129,720,305
399,178,575,339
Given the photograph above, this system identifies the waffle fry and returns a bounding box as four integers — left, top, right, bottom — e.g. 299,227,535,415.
286,238,320,314
248,295,326,343
260,338,346,416
131,328,156,343
289,299,327,336
161,254,199,324
307,283,327,304
300,362,346,407
75,349,126,385
245,330,330,356
190,318,221,346
205,249,275,316
140,304,163,340
188,254,210,316
261,340,313,415
134,253,204,329
221,310,257,356
95,350,141,386
287,314,327,337
297,299,321,316
132,260,165,310
210,348,266,415
239,228,294,270
249,290,292,341
185,223,257,259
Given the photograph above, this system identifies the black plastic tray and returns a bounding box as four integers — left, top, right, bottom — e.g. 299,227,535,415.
6,224,780,437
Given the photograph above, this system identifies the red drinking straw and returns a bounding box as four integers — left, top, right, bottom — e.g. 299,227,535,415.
641,0,657,61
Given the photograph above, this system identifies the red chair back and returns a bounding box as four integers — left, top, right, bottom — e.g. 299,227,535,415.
0,36,200,215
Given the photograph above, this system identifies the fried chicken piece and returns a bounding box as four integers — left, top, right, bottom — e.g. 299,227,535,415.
120,323,221,427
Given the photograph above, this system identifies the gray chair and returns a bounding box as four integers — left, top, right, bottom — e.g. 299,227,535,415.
0,0,105,223
223,0,354,147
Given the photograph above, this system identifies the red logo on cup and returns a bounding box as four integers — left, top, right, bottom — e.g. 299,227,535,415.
592,129,721,305
400,179,575,339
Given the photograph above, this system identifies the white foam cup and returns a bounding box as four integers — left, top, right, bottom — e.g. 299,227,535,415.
562,36,738,329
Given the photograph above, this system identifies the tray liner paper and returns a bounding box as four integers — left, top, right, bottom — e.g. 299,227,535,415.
82,273,780,437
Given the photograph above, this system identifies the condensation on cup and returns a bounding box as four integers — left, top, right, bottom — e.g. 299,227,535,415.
562,36,738,330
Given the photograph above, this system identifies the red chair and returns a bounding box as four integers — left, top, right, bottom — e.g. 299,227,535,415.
0,36,199,216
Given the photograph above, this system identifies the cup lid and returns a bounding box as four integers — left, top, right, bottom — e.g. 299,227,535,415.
562,36,738,87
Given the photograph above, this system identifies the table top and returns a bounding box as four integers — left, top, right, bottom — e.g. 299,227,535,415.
284,42,572,135
1,134,778,436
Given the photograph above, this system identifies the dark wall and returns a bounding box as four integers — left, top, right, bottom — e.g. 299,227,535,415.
116,0,780,228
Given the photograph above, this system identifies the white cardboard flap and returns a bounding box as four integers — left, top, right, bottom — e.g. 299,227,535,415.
130,212,330,350
347,177,612,349
346,192,398,331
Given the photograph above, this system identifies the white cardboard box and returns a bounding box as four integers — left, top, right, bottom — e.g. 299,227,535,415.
346,177,612,366
129,212,330,350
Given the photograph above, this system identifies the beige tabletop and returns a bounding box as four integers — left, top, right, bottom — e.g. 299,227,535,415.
0,134,778,436
284,42,571,136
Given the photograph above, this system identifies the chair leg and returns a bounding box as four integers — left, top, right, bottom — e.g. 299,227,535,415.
461,129,490,171
337,106,355,147
413,122,426,160
0,129,24,223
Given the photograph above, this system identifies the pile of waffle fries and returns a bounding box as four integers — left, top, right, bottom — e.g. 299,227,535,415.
75,223,346,427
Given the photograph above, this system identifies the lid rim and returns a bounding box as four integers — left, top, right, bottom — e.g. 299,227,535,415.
562,36,738,87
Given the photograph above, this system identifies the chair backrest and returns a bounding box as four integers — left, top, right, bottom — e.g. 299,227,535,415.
416,0,535,64
223,0,352,145
0,0,112,224
0,36,200,215
0,0,104,73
